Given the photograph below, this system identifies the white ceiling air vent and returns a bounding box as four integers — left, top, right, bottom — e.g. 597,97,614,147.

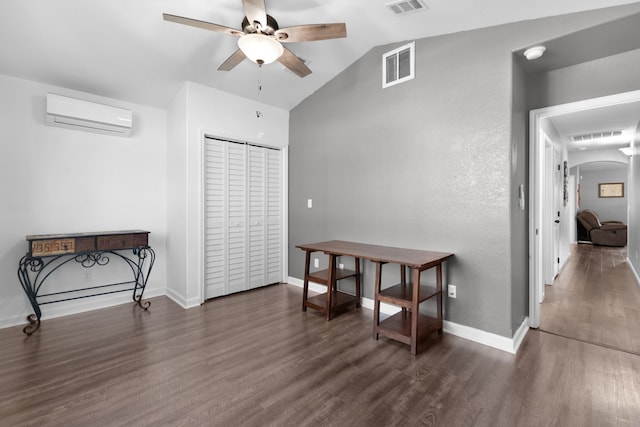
385,0,428,15
571,130,623,142
46,93,132,137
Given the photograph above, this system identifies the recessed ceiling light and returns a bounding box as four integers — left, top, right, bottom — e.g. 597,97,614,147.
619,147,638,156
524,46,546,61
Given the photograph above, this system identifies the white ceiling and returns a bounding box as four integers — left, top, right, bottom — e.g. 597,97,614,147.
549,100,640,152
1,0,639,110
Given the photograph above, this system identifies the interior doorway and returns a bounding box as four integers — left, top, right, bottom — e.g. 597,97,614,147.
529,89,640,328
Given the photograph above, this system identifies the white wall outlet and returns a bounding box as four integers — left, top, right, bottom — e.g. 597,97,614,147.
448,284,456,298
307,199,312,208
338,263,344,270
314,258,319,268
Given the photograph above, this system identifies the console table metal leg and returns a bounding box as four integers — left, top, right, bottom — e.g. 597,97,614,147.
17,256,42,335
130,247,155,310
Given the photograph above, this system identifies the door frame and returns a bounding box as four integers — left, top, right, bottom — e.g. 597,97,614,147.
528,89,640,328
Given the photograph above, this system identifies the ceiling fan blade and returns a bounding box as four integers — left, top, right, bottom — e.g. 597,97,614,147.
218,49,247,71
275,23,347,42
163,13,244,37
242,0,267,29
278,47,312,78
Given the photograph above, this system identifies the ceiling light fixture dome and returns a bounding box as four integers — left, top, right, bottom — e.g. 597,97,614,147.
524,46,546,61
238,34,284,65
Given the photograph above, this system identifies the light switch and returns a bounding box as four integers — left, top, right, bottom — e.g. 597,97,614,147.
307,199,312,208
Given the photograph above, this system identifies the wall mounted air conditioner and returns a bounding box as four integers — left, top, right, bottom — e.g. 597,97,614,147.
46,93,133,137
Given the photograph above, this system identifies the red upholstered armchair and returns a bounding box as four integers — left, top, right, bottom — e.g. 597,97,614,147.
576,209,627,247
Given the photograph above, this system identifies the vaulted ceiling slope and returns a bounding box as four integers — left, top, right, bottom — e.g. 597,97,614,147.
1,0,639,110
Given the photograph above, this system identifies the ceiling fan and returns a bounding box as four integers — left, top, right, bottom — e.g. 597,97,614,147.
163,0,347,78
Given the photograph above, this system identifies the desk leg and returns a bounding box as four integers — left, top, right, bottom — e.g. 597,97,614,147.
325,254,336,320
410,268,421,356
373,261,382,340
436,263,443,335
302,250,311,312
355,257,361,308
400,264,407,314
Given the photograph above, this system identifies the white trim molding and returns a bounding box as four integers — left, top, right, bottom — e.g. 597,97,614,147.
287,279,529,354
0,287,166,330
629,257,640,287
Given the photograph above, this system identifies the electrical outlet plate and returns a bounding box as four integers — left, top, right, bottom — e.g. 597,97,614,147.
448,284,456,298
313,258,319,268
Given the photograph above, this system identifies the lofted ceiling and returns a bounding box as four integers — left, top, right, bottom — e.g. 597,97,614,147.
1,0,640,111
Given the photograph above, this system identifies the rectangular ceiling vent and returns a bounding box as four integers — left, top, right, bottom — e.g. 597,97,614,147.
385,0,428,15
571,130,623,142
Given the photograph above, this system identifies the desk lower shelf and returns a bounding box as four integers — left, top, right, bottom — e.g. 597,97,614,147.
305,290,360,313
375,311,442,345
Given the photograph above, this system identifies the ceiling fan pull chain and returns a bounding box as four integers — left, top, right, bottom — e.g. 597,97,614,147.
256,65,263,119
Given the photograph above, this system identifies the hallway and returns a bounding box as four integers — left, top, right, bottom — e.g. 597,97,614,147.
540,243,640,354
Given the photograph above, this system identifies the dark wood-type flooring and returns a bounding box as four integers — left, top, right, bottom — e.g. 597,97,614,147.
2,283,640,426
540,244,640,354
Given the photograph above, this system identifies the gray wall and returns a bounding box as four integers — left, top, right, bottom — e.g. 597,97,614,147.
289,6,640,338
578,165,629,222
510,57,529,334
528,47,640,110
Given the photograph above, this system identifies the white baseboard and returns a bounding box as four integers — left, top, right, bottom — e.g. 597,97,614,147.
164,287,201,309
628,257,640,287
287,277,529,354
0,287,166,330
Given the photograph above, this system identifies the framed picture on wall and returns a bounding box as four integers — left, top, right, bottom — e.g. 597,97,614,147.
598,182,624,198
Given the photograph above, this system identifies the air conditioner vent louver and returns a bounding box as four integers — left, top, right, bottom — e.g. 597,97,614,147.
385,0,428,15
571,130,622,142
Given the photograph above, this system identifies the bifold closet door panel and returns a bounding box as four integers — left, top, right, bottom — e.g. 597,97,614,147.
248,145,266,289
265,148,282,285
204,139,226,299
204,138,282,299
226,142,248,294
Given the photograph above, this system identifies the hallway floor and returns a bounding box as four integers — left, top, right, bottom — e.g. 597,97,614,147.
540,243,640,355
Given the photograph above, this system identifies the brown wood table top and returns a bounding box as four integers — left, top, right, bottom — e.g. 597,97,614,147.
296,240,453,269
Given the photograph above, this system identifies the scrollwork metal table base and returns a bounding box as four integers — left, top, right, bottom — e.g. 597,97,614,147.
17,247,155,335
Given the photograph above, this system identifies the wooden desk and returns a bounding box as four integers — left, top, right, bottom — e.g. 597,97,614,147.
296,240,453,355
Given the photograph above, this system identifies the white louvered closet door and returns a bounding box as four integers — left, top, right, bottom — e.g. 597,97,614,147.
265,148,282,284
204,138,282,300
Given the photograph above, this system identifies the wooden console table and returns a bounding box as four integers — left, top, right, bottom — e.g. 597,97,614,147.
297,240,453,355
17,230,155,335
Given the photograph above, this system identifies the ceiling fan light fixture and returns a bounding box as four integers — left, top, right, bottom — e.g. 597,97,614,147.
238,34,284,65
